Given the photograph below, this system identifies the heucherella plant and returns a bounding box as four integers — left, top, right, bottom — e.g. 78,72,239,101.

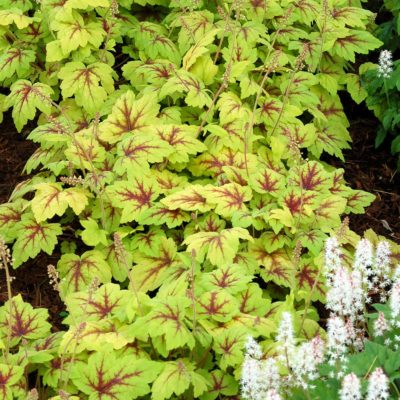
241,236,400,399
0,0,390,398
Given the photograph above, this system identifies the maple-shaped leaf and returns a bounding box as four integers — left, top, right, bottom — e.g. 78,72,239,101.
184,227,253,266
107,175,160,223
160,69,212,108
57,251,112,298
12,214,62,267
0,199,26,241
161,184,211,213
344,188,375,214
249,165,285,196
65,0,110,9
71,350,162,400
153,169,188,195
5,80,53,132
329,29,382,63
297,230,327,256
131,237,178,292
0,47,35,82
203,183,252,218
344,73,368,104
60,320,131,353
309,121,351,161
313,195,347,231
196,290,239,323
64,283,131,323
212,326,247,370
0,363,24,400
133,22,181,65
152,358,209,400
0,295,51,346
133,296,194,351
50,10,105,55
58,62,114,115
237,283,271,316
0,9,34,29
130,228,165,256
200,264,252,294
295,258,325,302
114,132,172,177
140,205,190,228
289,161,332,192
199,369,238,400
152,124,207,163
122,59,176,91
31,183,89,222
98,91,160,144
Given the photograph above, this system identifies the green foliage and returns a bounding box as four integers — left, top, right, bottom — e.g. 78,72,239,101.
0,0,383,398
361,0,400,165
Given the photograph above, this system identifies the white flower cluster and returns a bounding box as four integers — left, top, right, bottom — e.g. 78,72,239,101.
241,237,396,400
377,50,393,79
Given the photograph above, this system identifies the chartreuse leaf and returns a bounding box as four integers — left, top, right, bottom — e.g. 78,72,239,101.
133,296,194,351
71,350,161,400
58,62,114,114
0,295,51,347
5,80,53,132
80,218,108,246
98,91,160,144
199,369,238,400
0,9,34,29
151,124,207,163
184,227,253,266
107,175,160,223
212,326,247,370
0,363,24,400
66,0,110,9
0,199,27,241
328,29,383,63
132,22,181,65
50,10,105,55
114,132,172,177
344,188,375,214
196,290,239,323
57,250,112,298
0,48,35,82
31,183,89,222
161,184,211,213
152,358,210,400
131,237,178,292
203,183,252,218
12,214,62,267
64,283,131,323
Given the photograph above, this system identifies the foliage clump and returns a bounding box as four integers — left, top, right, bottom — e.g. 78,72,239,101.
0,0,389,398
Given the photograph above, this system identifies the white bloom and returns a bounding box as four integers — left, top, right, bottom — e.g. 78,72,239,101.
276,312,295,352
374,312,389,336
353,239,373,280
378,50,393,79
245,336,263,359
327,315,349,361
375,241,391,277
339,373,362,400
366,368,389,400
325,237,342,280
390,280,400,319
265,389,281,400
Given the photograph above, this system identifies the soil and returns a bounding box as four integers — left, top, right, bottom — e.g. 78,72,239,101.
0,101,400,326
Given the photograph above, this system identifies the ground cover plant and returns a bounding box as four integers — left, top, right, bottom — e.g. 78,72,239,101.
0,0,393,398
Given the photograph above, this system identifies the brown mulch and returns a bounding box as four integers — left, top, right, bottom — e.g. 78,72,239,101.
0,115,65,329
0,105,400,325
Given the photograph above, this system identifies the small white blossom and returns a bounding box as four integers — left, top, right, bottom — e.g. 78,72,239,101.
325,237,342,280
339,373,362,400
378,50,393,79
265,389,281,400
276,312,295,353
353,239,373,281
374,312,389,336
390,281,400,319
366,368,389,400
327,315,349,362
245,336,263,359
